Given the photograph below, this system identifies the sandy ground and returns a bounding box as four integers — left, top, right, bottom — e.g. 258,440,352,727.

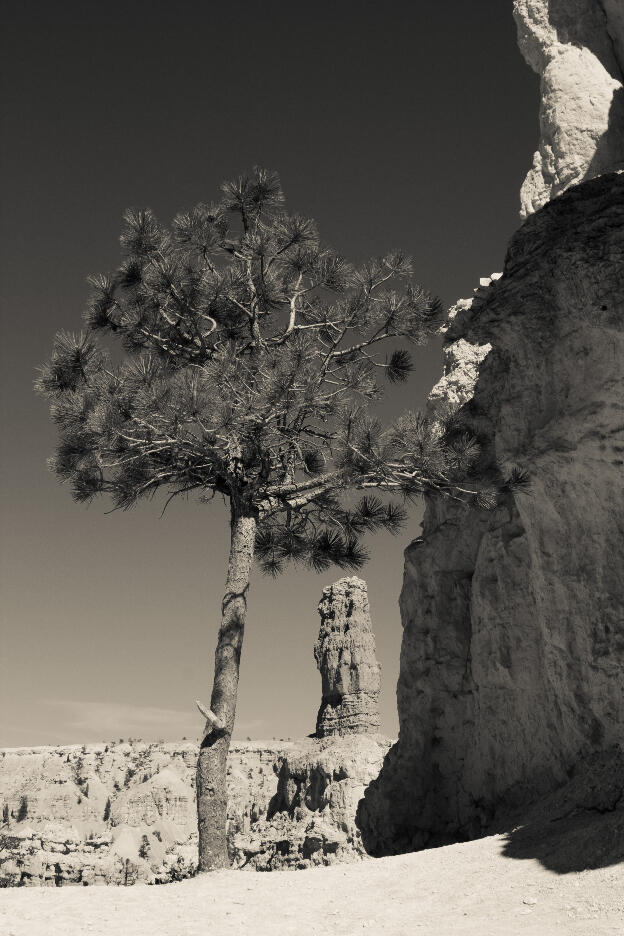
2,832,623,936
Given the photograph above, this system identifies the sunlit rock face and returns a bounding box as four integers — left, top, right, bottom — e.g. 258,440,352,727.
231,735,392,870
357,172,624,856
0,741,277,885
514,0,624,217
0,734,393,884
314,577,381,737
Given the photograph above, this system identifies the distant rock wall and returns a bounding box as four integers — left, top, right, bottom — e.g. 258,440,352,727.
358,172,624,856
314,577,381,737
0,741,276,885
514,0,624,217
0,735,391,885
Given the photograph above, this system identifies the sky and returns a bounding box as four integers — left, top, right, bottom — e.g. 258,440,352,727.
0,0,539,747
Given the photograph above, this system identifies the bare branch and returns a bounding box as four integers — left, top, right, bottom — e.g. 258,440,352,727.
196,700,225,733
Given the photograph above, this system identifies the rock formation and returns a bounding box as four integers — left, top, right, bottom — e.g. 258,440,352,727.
0,734,392,885
358,171,624,856
314,577,381,737
231,735,391,870
513,0,624,217
0,741,281,885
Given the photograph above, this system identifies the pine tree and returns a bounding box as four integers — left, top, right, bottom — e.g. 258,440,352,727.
37,167,489,870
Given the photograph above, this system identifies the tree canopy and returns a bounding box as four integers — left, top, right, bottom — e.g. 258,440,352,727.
37,167,486,575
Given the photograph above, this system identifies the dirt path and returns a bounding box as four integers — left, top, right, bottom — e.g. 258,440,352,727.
2,832,623,936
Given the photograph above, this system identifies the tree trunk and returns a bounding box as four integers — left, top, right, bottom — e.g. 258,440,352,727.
196,508,256,871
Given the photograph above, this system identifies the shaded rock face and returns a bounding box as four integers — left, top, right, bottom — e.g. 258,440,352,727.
314,577,381,737
514,0,624,217
0,735,392,884
357,172,624,857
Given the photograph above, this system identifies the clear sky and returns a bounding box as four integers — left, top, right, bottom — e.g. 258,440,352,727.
0,0,539,747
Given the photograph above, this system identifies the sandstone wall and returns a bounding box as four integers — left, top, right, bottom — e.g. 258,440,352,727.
358,171,624,855
514,0,624,217
0,735,391,885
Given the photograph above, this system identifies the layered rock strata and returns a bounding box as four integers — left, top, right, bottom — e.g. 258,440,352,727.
357,171,624,856
314,577,381,737
513,0,624,217
0,735,391,884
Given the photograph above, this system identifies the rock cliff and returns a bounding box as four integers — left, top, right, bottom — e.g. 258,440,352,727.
232,736,391,870
0,736,392,885
513,0,624,217
314,577,381,737
358,171,624,855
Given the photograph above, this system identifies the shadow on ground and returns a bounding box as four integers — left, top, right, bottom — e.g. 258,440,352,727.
497,745,624,874
502,807,624,873
357,743,624,875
